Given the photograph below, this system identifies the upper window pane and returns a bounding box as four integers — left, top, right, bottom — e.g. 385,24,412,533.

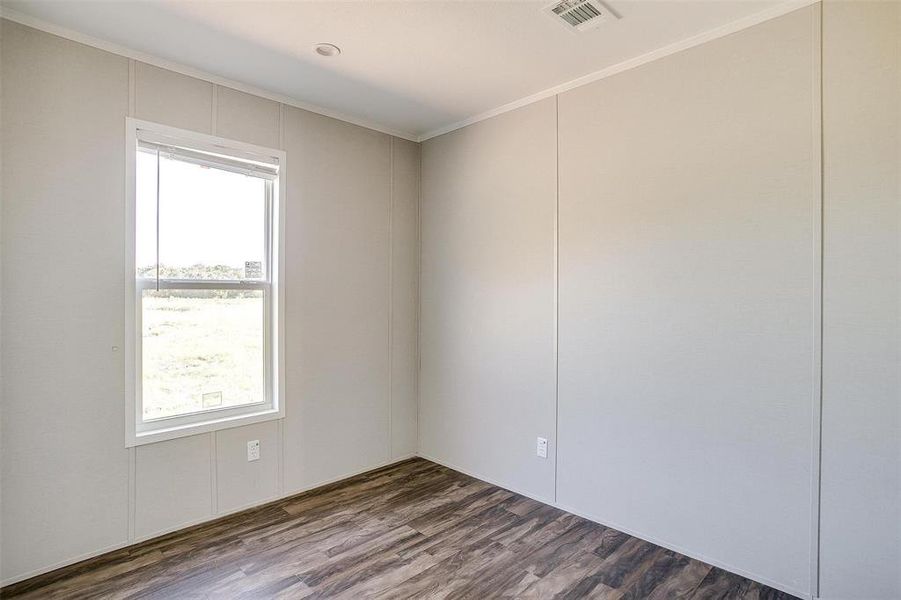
136,149,268,281
136,150,159,277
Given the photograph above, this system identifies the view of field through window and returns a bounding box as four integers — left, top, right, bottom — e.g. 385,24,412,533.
137,148,270,421
141,291,265,420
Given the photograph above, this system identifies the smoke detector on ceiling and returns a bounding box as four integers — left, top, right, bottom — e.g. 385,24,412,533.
545,0,619,32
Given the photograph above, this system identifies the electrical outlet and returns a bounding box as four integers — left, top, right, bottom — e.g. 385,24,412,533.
247,440,260,462
536,437,548,459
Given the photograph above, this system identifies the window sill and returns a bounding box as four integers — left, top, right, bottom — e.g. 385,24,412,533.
127,406,283,447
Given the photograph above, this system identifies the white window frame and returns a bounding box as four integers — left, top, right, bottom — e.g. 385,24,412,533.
124,118,286,447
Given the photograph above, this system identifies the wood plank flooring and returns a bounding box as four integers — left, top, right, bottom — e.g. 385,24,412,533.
1,458,799,599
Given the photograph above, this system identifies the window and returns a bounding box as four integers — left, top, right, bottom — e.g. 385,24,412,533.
126,119,285,446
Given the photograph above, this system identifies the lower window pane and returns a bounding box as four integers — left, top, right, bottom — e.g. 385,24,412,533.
142,290,265,420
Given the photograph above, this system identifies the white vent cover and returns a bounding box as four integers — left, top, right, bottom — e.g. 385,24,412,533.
545,0,618,32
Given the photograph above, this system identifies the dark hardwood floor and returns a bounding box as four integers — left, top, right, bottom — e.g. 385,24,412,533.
2,458,798,599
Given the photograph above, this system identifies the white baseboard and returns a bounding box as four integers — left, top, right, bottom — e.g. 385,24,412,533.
0,540,135,589
282,453,416,499
2,451,812,600
0,453,416,588
417,452,812,600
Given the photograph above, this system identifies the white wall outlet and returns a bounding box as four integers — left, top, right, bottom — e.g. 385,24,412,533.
536,437,548,459
247,440,260,462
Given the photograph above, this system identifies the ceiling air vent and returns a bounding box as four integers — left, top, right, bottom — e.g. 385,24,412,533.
545,0,618,32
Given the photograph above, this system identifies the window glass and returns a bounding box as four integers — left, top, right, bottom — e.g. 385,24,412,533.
137,150,267,281
136,149,159,278
133,132,277,433
141,290,265,420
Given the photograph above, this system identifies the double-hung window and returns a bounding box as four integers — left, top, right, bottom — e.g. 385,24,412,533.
126,119,285,446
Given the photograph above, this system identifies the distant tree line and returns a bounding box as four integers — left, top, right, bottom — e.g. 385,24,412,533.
139,264,262,299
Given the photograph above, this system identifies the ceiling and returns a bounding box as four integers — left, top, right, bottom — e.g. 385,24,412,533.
4,0,802,140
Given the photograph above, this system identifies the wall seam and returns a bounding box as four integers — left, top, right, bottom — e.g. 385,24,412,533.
210,433,218,515
277,102,286,498
211,84,218,136
128,59,136,116
415,142,422,456
127,57,137,545
809,2,825,598
209,83,219,517
388,136,395,460
553,94,560,504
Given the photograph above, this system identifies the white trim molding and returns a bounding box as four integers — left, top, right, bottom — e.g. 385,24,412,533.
417,0,819,141
123,117,287,447
0,454,417,588
418,453,814,600
0,6,420,142
5,0,818,144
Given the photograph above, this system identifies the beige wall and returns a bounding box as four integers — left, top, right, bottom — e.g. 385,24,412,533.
556,6,817,595
0,19,419,583
820,2,900,598
421,3,899,598
1,21,131,582
391,138,421,458
3,1,899,597
281,107,392,490
420,98,557,502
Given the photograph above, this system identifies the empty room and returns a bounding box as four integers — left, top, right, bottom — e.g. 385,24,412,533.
0,0,898,598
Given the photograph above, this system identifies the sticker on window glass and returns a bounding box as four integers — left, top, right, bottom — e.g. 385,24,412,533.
202,391,223,408
244,261,262,279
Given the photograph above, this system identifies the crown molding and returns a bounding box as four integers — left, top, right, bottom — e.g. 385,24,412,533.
418,0,819,141
2,0,818,144
0,6,421,143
